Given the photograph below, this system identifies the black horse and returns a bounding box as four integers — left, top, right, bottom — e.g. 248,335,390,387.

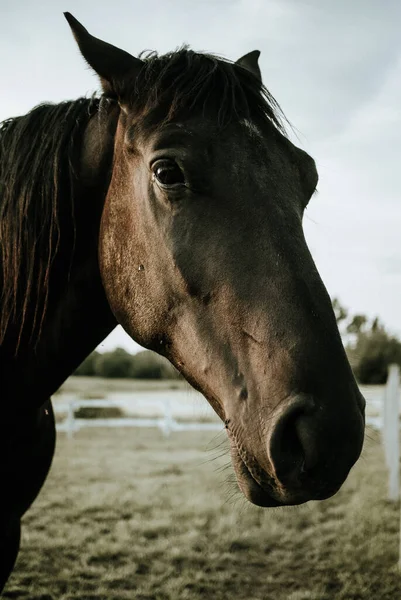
0,13,365,590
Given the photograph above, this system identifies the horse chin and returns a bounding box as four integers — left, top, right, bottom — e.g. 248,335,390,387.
229,442,313,508
230,446,282,507
230,443,344,507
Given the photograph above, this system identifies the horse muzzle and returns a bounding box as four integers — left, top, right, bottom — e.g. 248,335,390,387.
227,392,365,507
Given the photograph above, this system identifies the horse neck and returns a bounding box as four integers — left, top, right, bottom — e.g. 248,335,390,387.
0,102,120,408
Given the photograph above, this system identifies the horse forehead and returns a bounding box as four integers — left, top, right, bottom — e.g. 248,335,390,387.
143,118,265,145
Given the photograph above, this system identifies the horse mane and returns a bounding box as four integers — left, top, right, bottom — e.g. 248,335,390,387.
0,47,287,350
0,96,100,348
126,47,289,134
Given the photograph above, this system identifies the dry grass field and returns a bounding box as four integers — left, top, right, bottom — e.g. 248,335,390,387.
54,376,190,396
3,419,401,600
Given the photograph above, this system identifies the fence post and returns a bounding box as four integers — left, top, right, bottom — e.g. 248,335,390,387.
161,398,173,437
384,374,391,469
383,364,400,502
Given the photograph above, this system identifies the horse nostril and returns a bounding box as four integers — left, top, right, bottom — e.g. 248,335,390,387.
294,414,320,471
268,396,316,483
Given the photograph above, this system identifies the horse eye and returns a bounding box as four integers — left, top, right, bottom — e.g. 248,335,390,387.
153,160,185,188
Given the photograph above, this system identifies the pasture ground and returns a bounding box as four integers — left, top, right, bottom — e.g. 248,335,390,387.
3,423,401,600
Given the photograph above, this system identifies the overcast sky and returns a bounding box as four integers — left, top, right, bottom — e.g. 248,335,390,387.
1,0,400,353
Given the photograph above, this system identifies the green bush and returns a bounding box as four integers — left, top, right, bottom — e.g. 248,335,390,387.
95,348,135,378
332,299,401,384
347,328,401,384
74,351,101,376
74,347,181,380
130,350,179,379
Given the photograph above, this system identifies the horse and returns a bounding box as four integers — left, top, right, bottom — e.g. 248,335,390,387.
0,12,365,590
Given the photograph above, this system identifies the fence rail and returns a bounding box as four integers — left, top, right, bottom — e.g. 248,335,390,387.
55,390,393,438
54,398,222,438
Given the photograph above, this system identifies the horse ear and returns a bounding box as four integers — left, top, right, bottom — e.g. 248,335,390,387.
236,50,262,82
64,12,143,97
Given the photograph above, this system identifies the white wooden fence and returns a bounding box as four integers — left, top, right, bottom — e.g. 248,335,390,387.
362,365,401,503
377,364,401,570
54,397,222,438
382,364,400,501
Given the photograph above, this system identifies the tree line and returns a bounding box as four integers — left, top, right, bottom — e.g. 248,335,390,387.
333,298,401,384
75,348,181,380
75,299,401,384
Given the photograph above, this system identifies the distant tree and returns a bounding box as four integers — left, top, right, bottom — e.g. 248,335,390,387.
346,315,368,336
131,350,180,379
74,351,101,376
371,317,380,332
332,298,348,325
329,298,401,384
73,347,181,380
95,348,135,378
347,326,401,384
